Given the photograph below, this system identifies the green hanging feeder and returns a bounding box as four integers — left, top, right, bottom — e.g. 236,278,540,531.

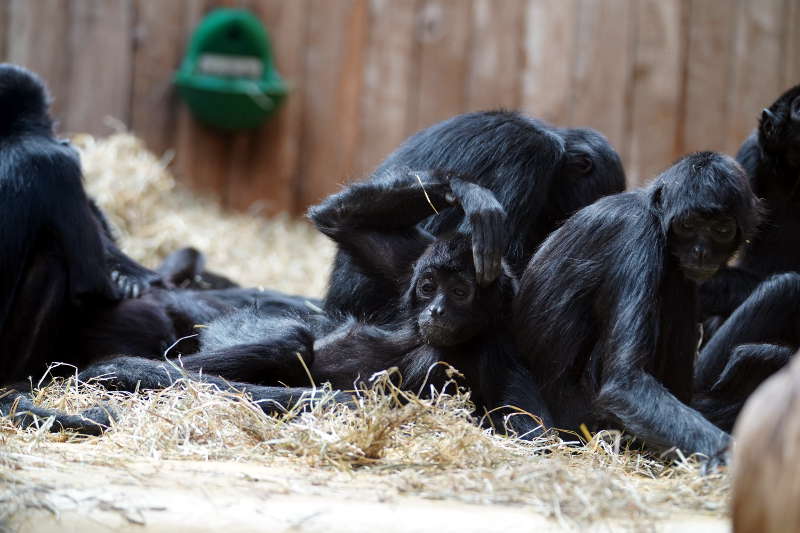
174,8,288,130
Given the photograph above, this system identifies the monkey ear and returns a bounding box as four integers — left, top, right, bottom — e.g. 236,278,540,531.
651,186,663,210
791,96,800,122
760,108,779,140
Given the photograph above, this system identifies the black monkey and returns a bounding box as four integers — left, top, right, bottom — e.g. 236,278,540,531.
0,65,161,432
692,85,800,430
325,111,626,321
700,84,800,318
513,152,760,459
0,65,157,413
78,171,552,437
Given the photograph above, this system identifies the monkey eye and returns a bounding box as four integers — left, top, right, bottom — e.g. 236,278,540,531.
578,156,593,174
418,280,436,297
712,221,736,242
451,286,470,300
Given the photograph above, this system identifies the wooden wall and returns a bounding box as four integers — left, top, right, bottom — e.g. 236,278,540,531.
1,0,798,215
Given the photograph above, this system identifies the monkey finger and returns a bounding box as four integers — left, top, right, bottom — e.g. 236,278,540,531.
481,215,493,284
479,211,499,283
477,219,493,286
493,211,505,278
489,215,503,282
472,228,486,285
122,277,133,298
496,212,508,273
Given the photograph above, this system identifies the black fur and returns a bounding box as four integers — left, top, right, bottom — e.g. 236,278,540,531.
700,84,800,317
694,273,800,431
514,152,759,458
324,111,626,321
0,64,157,387
694,84,800,429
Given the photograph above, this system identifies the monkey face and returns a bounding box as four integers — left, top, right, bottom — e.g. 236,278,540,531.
414,267,487,347
670,212,739,283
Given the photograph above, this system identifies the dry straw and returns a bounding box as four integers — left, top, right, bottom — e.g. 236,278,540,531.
0,134,729,529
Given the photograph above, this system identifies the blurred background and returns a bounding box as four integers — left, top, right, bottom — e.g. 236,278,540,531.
0,0,797,215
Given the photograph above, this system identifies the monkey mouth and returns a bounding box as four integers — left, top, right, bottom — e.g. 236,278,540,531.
418,323,463,347
682,266,719,283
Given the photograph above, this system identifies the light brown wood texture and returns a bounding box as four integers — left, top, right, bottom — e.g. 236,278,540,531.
570,0,635,163
64,0,135,136
627,0,686,185
358,0,418,174
726,0,785,153
518,0,576,125
413,0,472,131
1,0,795,212
465,0,524,112
129,0,189,156
682,0,737,155
0,0,7,61
297,0,368,208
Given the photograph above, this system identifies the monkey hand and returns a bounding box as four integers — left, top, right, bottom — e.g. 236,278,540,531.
247,386,357,415
3,397,116,436
275,322,316,369
109,259,161,299
699,446,730,476
449,179,508,286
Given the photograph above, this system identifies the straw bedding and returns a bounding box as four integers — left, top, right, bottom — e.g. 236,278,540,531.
0,134,729,530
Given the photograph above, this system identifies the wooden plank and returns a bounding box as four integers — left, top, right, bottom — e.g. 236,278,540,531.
5,0,72,124
129,0,187,156
296,0,369,210
627,0,685,185
63,0,134,135
781,0,799,91
570,0,635,164
0,0,8,60
173,0,234,203
465,0,525,111
518,0,577,125
412,0,472,131
726,0,784,153
223,0,309,215
682,0,737,155
358,0,418,174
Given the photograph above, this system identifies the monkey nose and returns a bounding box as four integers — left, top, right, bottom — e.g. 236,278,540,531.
692,245,708,263
431,305,444,317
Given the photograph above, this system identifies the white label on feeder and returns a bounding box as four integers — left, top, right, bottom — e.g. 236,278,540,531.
197,54,263,79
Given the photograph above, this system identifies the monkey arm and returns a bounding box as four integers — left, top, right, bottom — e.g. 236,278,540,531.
45,152,118,303
0,383,112,435
698,266,762,319
309,169,507,284
596,263,731,459
695,272,800,392
88,200,160,298
77,356,349,415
